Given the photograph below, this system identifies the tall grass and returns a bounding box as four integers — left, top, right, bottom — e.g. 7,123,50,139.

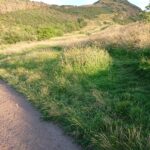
61,47,111,74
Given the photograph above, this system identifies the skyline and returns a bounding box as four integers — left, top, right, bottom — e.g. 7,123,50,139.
32,0,150,10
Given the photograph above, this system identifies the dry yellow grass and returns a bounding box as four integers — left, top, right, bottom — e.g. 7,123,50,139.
91,22,150,49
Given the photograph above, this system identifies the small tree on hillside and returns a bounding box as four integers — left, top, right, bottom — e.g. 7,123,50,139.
144,3,150,21
139,3,150,22
145,3,150,11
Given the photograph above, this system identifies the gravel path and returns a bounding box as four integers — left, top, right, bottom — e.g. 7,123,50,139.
0,80,80,150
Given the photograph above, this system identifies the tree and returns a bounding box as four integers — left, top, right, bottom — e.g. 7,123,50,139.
143,3,150,22
139,3,150,22
145,3,150,11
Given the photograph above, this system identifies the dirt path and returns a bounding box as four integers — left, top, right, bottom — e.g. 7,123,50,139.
0,80,81,150
0,33,89,55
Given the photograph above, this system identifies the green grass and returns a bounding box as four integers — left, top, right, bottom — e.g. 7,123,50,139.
0,8,86,44
0,44,150,150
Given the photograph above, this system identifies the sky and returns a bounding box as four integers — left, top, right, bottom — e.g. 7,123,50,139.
32,0,150,10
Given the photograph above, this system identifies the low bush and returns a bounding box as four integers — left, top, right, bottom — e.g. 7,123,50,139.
37,27,63,40
3,32,22,44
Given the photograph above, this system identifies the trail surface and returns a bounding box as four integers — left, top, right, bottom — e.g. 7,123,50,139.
0,80,80,150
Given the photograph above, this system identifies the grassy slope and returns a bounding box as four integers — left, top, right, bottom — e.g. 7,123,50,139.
0,22,150,150
0,7,86,44
0,0,142,44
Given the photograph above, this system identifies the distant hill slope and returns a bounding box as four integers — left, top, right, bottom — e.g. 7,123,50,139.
0,0,46,13
94,0,141,15
0,3,85,44
0,0,142,44
53,0,141,24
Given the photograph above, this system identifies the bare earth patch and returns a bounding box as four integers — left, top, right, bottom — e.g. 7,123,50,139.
0,80,80,150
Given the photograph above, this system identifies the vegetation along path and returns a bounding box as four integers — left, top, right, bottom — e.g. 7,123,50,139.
0,80,81,150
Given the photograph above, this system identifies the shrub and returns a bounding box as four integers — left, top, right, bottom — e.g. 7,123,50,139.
3,32,21,44
77,18,87,28
139,12,150,22
37,27,63,40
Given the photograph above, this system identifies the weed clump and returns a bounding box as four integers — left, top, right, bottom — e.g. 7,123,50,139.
61,47,112,74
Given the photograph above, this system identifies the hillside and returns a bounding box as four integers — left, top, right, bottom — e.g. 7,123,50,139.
0,1,86,44
94,0,141,15
0,0,142,44
0,0,46,13
54,0,141,22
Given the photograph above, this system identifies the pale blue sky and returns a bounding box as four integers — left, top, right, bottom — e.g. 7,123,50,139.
32,0,149,10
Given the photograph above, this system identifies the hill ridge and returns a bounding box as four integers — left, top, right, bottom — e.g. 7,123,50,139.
0,0,47,14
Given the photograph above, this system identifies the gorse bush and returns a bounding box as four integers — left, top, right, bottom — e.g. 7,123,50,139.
139,11,150,22
3,32,21,44
37,27,63,40
2,29,35,44
77,18,87,28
